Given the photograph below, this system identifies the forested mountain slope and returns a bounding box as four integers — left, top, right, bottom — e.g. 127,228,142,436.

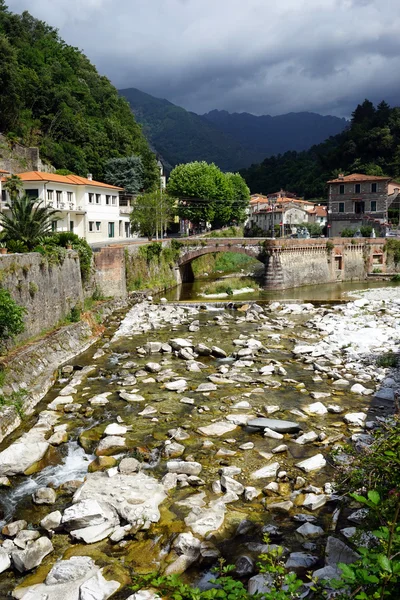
240,100,400,199
120,87,347,173
0,2,158,188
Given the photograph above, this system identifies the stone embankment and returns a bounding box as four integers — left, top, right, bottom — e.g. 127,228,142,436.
0,290,398,599
0,297,129,444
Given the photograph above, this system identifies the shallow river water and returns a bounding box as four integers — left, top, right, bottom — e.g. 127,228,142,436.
0,281,399,598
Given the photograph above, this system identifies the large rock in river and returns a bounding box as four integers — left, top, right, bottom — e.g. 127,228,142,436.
247,418,301,433
12,555,120,600
72,472,166,530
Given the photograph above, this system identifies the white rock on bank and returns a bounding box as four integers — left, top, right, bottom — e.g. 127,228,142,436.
305,402,328,416
0,548,11,574
296,454,326,473
295,431,318,445
250,462,280,480
72,472,166,531
165,380,188,391
344,412,367,427
197,422,237,437
104,423,127,436
184,500,226,536
11,536,53,573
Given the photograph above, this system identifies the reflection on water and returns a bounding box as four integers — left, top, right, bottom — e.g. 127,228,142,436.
163,277,400,303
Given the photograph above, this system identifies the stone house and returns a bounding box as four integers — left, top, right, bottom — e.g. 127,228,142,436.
327,173,400,236
0,171,134,243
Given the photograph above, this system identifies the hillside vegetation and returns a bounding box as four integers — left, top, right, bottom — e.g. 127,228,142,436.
203,109,347,157
120,87,259,172
0,2,158,188
241,100,400,199
119,87,347,173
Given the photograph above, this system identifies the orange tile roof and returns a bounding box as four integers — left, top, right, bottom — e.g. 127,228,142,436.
309,206,327,216
14,171,123,190
327,173,391,183
0,169,10,174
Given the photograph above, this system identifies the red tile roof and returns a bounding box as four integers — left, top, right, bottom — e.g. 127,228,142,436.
327,173,391,183
309,206,327,217
12,171,123,190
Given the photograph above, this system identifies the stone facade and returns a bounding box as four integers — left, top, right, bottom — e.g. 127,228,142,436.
327,173,400,236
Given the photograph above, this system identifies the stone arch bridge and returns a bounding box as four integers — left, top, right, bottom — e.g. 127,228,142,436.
172,237,387,290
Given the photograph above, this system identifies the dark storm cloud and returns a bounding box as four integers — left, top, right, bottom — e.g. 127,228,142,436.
7,0,400,116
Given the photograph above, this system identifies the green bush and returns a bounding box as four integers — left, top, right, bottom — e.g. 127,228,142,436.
0,287,26,347
376,352,398,368
341,227,357,237
68,305,81,323
386,239,400,265
33,232,93,281
139,242,163,263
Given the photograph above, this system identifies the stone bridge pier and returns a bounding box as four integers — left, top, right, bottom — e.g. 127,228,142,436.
173,237,388,290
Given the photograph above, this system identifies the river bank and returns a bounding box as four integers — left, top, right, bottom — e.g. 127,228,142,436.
0,288,398,599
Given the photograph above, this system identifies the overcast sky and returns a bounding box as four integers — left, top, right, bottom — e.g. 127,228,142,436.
8,0,400,117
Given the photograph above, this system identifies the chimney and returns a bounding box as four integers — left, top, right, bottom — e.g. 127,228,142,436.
338,173,344,180
87,173,93,181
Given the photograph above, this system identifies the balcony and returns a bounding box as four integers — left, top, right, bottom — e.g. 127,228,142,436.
119,205,132,214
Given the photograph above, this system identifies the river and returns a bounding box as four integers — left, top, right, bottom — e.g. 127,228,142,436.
0,278,399,598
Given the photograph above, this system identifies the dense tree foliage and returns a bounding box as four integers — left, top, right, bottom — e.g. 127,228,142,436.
241,99,400,199
0,2,158,188
104,155,144,194
167,161,249,228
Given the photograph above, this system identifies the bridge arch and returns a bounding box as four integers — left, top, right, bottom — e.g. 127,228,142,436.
174,242,266,285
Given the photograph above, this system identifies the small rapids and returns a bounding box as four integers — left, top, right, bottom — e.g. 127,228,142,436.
0,441,93,525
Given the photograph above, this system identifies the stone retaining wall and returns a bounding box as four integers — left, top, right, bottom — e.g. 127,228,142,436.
0,298,129,444
0,251,83,342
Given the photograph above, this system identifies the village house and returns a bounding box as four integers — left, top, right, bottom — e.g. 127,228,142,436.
0,171,134,243
247,190,326,236
327,173,400,236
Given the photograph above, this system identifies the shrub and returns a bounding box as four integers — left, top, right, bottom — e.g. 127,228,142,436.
139,242,162,262
386,239,400,265
0,287,26,347
376,352,398,368
28,282,38,296
68,305,81,323
341,227,357,237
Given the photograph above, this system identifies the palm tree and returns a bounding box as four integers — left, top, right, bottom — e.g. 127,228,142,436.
0,194,58,249
3,174,24,202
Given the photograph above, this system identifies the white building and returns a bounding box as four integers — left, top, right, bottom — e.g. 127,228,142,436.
247,191,327,235
0,171,134,244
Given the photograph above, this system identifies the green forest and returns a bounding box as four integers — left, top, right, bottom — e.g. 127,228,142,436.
0,1,159,188
241,100,400,199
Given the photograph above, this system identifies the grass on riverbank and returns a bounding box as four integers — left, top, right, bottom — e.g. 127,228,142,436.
208,226,244,237
191,252,260,278
201,276,259,296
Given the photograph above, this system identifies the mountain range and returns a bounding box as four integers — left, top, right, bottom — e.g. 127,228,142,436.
119,87,348,172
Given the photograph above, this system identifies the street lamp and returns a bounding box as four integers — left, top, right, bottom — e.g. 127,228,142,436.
268,198,276,239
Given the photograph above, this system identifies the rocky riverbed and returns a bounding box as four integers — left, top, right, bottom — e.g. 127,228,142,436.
0,290,399,599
